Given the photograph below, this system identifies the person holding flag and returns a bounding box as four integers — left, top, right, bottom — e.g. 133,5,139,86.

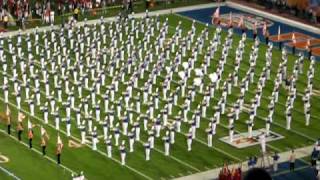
17,111,25,141
277,26,282,49
56,134,64,165
27,120,34,149
228,12,233,29
5,104,11,135
306,39,312,60
292,33,297,54
238,15,245,34
252,21,258,40
40,126,49,156
212,7,220,25
262,21,270,44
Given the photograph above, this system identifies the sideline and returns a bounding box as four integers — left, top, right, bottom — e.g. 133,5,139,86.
0,2,224,38
174,145,314,180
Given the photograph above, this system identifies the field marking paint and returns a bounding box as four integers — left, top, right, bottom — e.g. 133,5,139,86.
0,129,76,175
0,165,21,180
0,155,9,163
183,131,242,162
7,37,218,174
0,68,200,174
68,140,83,148
19,15,320,142
0,98,153,180
3,13,318,177
138,140,201,172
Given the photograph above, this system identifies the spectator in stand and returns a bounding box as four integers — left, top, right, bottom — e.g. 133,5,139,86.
272,152,280,172
311,9,318,23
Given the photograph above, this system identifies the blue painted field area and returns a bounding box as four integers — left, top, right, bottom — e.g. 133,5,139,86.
178,6,320,40
274,168,318,180
271,160,318,180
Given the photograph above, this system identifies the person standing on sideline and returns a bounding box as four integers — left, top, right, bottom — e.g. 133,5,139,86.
289,150,296,171
272,152,280,172
311,148,319,167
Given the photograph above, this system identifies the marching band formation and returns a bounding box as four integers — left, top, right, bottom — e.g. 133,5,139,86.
0,11,317,168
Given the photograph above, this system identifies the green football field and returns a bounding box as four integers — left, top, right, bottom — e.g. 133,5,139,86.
0,12,319,180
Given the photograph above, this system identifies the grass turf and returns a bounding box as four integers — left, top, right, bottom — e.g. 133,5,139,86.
0,13,319,179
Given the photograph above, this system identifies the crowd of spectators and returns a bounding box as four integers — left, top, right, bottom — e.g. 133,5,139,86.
245,0,320,24
0,0,125,29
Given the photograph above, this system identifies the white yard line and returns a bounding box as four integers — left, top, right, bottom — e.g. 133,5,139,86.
10,31,228,172
175,145,314,180
0,165,21,180
0,129,75,176
0,3,318,179
0,58,201,174
138,139,201,172
0,97,153,180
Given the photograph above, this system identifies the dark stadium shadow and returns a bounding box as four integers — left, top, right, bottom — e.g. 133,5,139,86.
244,168,272,180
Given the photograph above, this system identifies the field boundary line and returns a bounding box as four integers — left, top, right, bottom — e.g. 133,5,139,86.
0,97,153,180
174,145,314,180
271,165,309,177
0,165,21,180
0,129,76,176
0,63,200,174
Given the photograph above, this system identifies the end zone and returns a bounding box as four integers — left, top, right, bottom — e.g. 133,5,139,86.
219,129,284,149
